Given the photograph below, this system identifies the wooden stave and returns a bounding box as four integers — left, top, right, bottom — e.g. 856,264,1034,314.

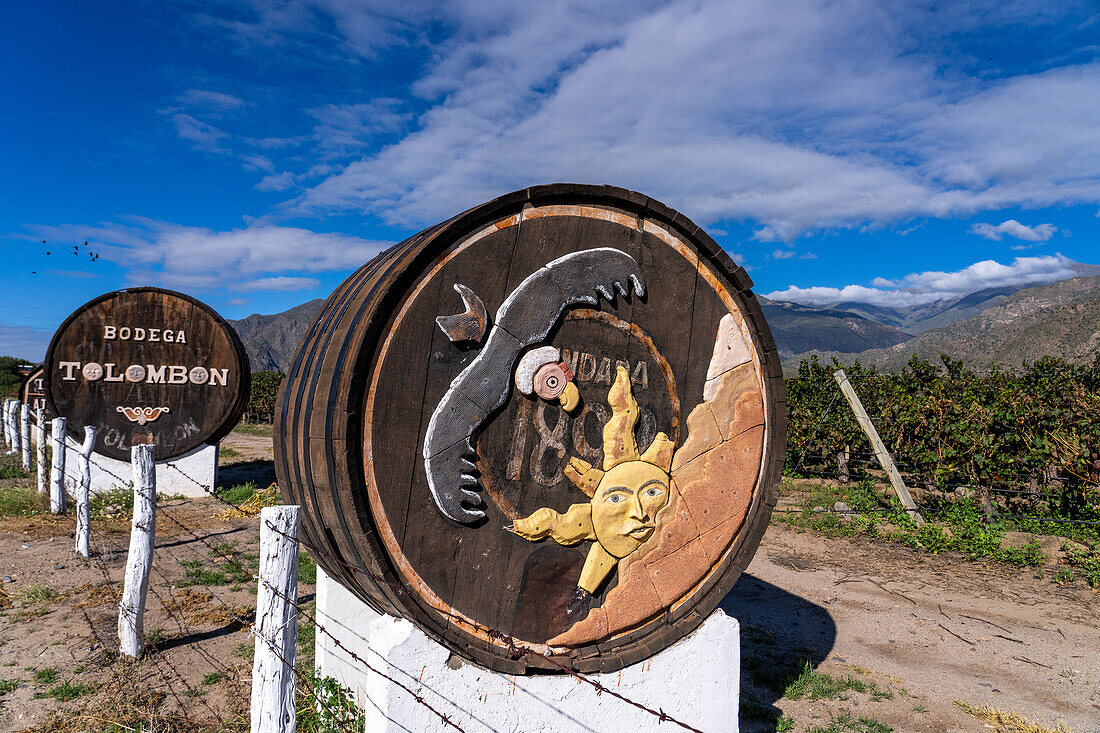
274,184,786,673
43,286,251,461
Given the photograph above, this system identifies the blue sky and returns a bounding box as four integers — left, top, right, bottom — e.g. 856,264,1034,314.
2,1,1099,359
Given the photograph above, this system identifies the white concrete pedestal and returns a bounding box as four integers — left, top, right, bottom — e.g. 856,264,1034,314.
61,439,218,498
315,567,739,733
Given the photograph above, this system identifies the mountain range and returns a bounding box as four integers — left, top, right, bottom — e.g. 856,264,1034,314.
229,299,324,372
802,275,1100,371
228,276,1100,374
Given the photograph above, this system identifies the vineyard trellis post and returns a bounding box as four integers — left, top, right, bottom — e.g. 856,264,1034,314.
35,406,47,494
833,369,924,524
119,443,156,658
49,416,67,515
251,505,300,733
20,404,31,470
75,425,96,558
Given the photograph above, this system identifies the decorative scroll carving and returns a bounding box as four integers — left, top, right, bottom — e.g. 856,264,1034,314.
115,406,171,426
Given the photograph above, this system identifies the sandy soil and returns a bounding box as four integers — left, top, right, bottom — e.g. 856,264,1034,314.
0,427,1096,732
729,525,1098,732
0,497,285,732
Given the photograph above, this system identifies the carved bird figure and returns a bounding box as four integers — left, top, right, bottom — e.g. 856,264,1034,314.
435,283,488,344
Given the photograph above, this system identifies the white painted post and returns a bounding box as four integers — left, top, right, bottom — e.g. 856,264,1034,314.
20,404,31,471
49,417,67,515
75,426,97,558
118,444,156,658
2,400,11,451
9,400,20,458
251,505,301,733
35,407,47,495
7,399,17,452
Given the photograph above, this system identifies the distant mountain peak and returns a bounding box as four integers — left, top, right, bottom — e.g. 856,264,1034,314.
228,299,325,372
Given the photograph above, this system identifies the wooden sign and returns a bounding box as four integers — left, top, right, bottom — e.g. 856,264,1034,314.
45,288,250,461
21,367,47,414
275,185,786,674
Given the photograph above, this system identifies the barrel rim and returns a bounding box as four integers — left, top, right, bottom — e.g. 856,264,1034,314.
277,183,786,674
44,285,252,460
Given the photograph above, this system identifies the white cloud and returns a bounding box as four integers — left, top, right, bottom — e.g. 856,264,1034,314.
197,0,1097,242
177,89,246,111
235,276,321,291
970,219,1057,242
169,113,230,154
307,100,412,157
256,172,296,192
771,249,795,260
25,219,390,292
766,254,1079,308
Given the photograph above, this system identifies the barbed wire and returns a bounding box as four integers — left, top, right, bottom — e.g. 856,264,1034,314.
164,459,707,732
151,504,440,733
41,449,352,732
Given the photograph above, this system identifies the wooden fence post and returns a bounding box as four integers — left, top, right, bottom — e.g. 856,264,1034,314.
49,417,67,515
833,369,924,525
3,400,12,452
20,404,31,471
75,426,97,559
36,407,47,495
119,444,156,658
9,400,18,453
10,401,21,458
251,505,300,733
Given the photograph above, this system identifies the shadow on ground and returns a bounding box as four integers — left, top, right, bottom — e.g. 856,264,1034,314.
719,573,837,730
216,459,277,489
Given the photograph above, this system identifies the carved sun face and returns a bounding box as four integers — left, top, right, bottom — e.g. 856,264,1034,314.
591,460,670,557
509,364,676,596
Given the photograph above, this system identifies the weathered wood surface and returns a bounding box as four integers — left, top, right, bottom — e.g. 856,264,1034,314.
119,444,156,658
50,417,67,515
44,287,250,461
35,406,47,494
21,367,47,414
275,184,786,674
20,404,31,470
4,400,15,453
75,426,97,558
250,506,300,733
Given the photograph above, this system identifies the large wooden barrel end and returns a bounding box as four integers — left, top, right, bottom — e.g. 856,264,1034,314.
276,184,785,673
45,287,250,461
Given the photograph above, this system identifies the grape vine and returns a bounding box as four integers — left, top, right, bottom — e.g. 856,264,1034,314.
785,353,1100,521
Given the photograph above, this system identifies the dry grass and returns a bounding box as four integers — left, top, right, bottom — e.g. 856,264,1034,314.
213,483,278,521
954,701,1074,733
24,659,246,733
72,583,121,609
159,589,253,627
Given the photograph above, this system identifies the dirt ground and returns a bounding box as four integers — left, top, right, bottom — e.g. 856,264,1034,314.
0,427,1096,732
0,497,283,732
729,526,1098,732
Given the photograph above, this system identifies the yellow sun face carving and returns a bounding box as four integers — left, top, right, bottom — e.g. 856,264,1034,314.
510,365,674,595
591,460,669,557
